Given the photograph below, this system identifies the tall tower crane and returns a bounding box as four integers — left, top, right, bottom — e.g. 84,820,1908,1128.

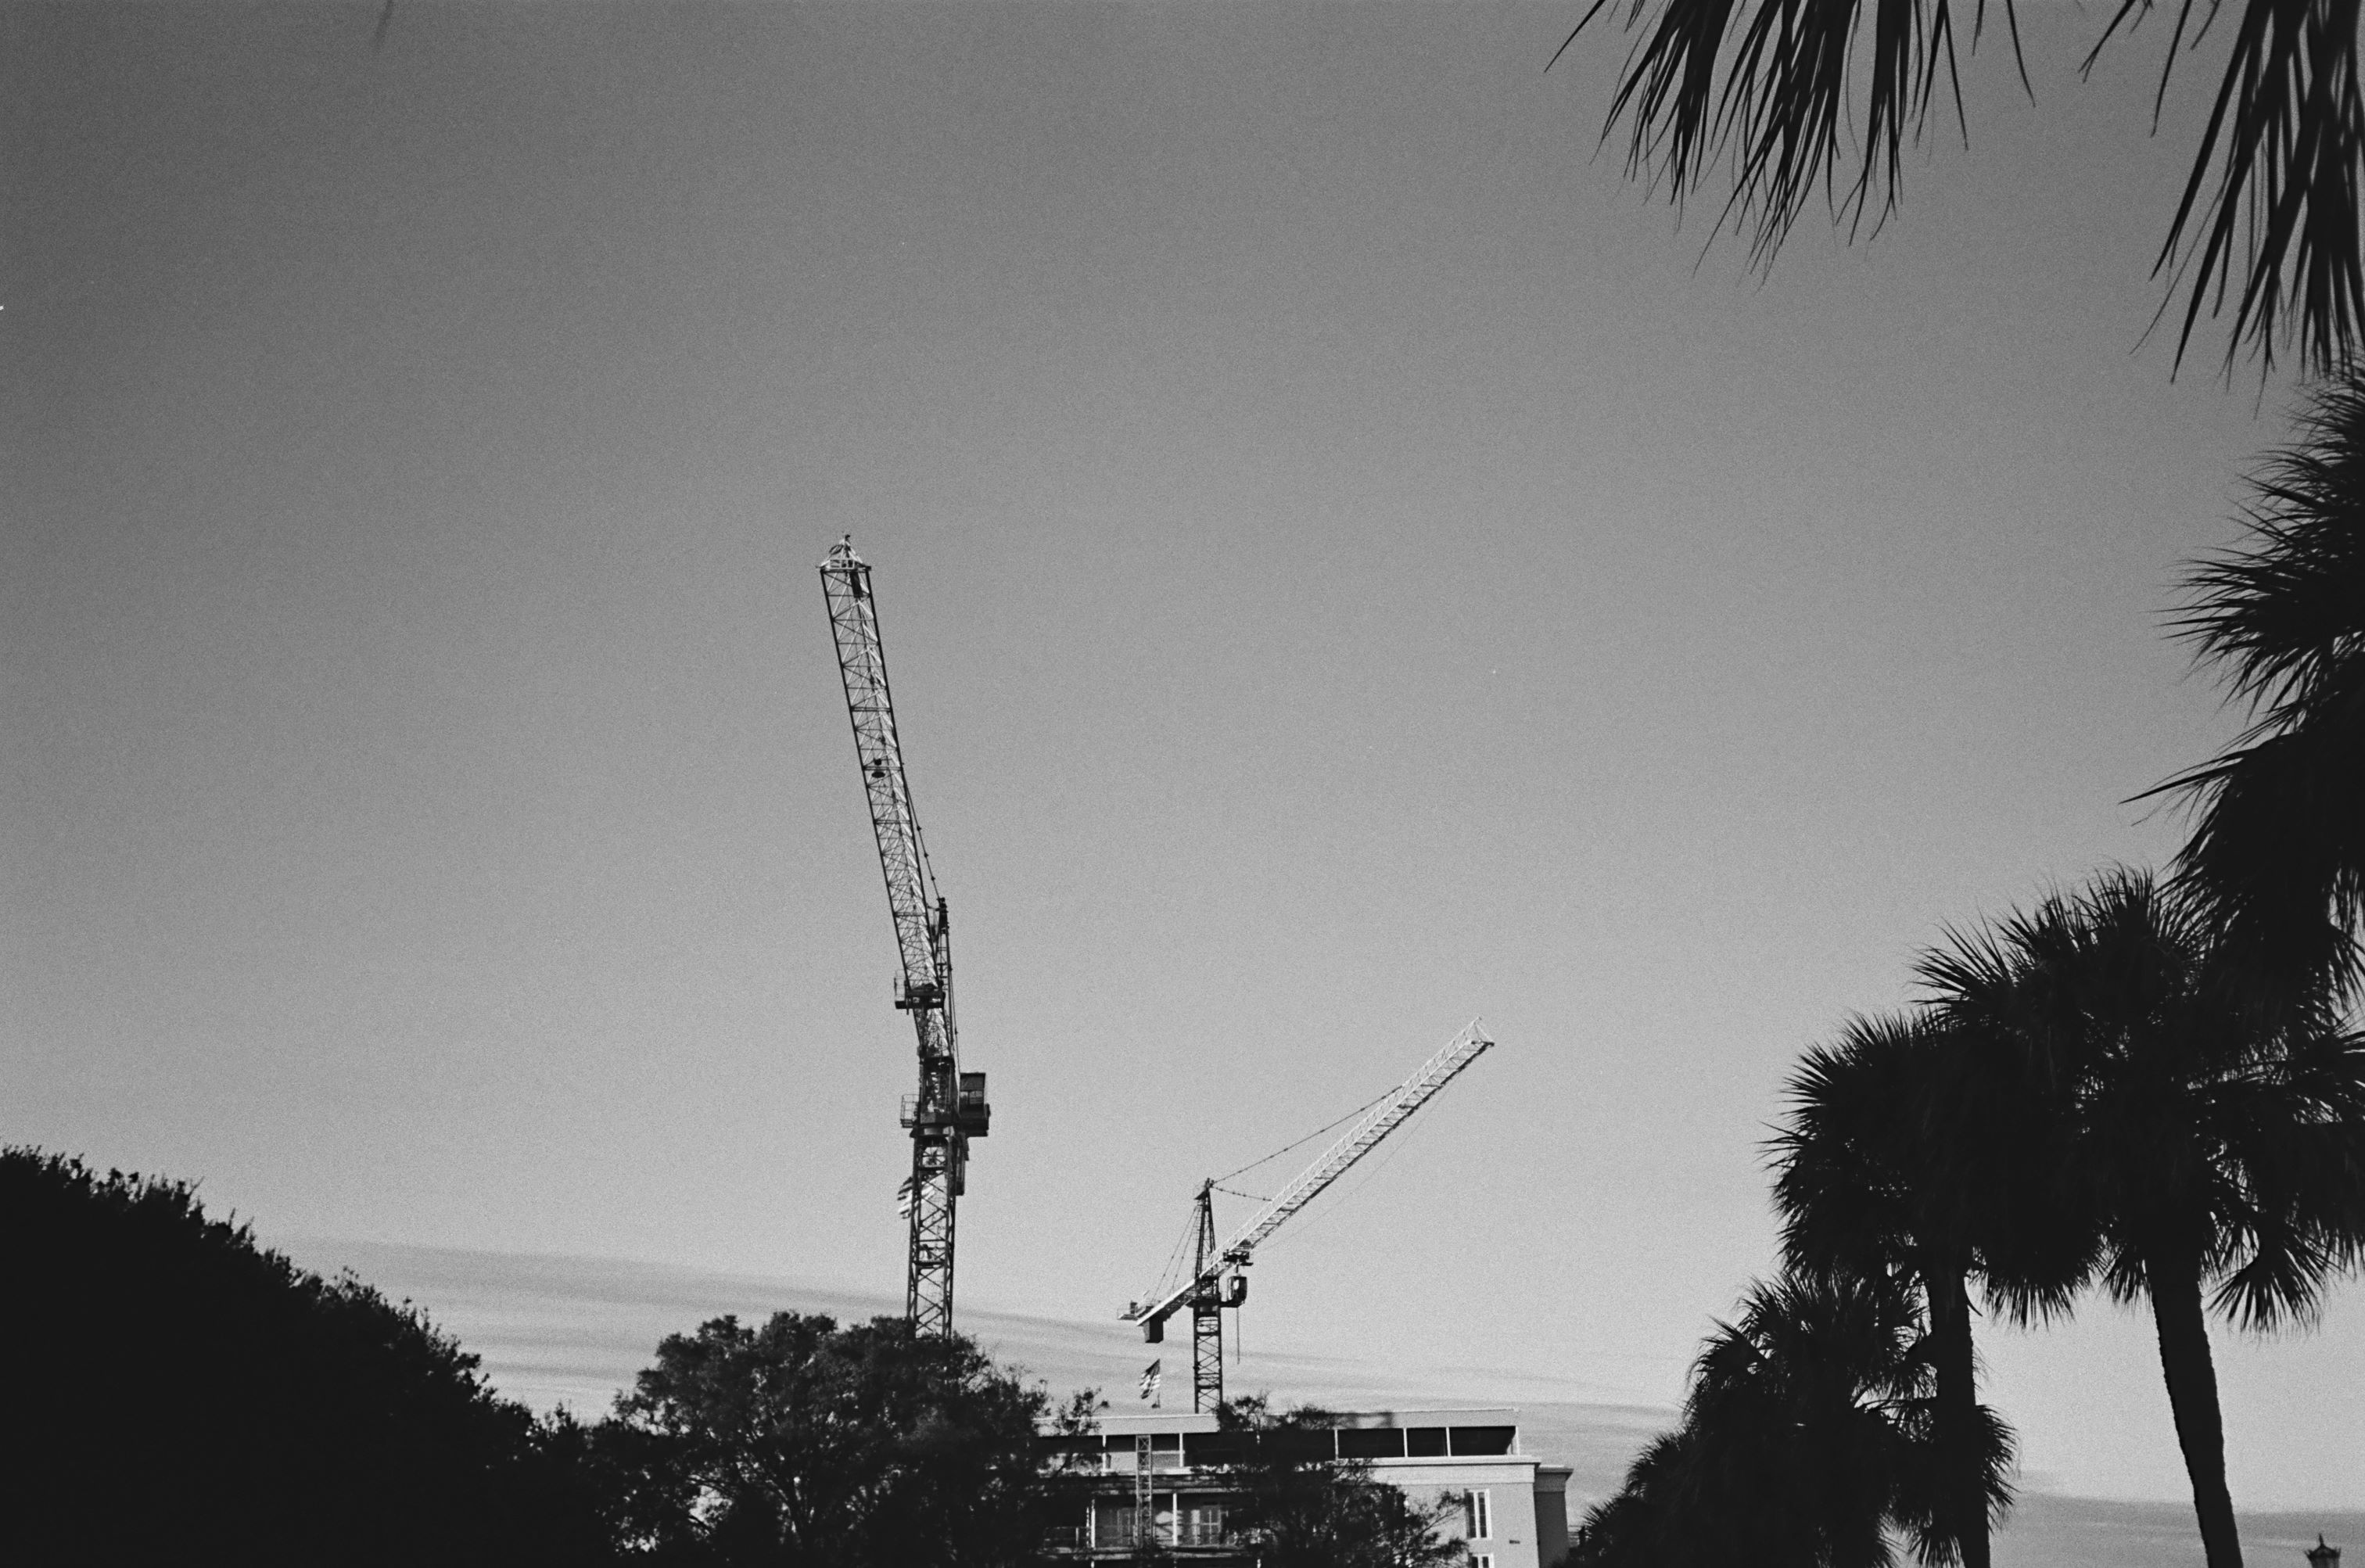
820,537,989,1339
1122,1021,1494,1411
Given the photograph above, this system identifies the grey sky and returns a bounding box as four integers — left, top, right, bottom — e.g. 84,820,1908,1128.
5,0,2356,1513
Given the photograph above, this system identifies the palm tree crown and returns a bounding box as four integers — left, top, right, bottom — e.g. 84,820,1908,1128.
1772,1010,2081,1568
1570,1268,2015,1568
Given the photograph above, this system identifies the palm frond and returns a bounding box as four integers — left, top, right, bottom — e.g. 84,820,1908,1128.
2145,0,2365,375
1889,1398,2019,1567
2169,374,2365,715
1568,0,2365,371
1572,0,1997,268
2155,372,2365,980
2159,656,2365,992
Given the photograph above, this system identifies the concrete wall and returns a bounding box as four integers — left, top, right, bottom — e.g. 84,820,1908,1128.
1376,1455,1552,1568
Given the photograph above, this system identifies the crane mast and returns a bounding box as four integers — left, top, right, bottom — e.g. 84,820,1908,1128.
820,537,989,1339
1124,1020,1493,1409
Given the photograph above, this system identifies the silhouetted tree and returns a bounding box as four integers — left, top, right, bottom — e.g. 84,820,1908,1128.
2155,372,2365,995
1685,1272,1947,1568
5,1146,605,1566
1568,1430,1698,1568
598,1311,1054,1566
1773,1011,2075,1567
1570,1271,2008,1568
1922,870,2365,1568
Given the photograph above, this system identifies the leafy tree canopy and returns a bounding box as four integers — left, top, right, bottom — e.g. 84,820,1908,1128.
597,1310,1055,1567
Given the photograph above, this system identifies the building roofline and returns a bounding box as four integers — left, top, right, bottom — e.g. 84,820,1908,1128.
1047,1406,1520,1437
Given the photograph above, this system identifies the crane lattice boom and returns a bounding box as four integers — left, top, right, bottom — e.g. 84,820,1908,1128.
1219,1020,1491,1266
820,537,988,1340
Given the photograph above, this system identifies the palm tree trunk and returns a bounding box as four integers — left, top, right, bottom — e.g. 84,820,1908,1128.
2146,1258,2243,1568
1925,1265,1988,1568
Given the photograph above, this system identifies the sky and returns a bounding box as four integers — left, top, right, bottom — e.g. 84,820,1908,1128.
5,0,2359,1526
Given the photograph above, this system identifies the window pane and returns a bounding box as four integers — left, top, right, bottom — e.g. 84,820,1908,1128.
1448,1425,1515,1455
1337,1427,1405,1459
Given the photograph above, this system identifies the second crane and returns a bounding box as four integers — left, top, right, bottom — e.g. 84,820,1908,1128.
1123,1021,1495,1411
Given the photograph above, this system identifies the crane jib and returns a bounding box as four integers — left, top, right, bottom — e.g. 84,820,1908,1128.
823,550,953,1041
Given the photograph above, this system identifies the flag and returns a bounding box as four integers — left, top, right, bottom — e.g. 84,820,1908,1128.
1139,1359,1161,1404
895,1178,917,1218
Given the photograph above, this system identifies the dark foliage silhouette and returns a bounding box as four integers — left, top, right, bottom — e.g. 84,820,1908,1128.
1922,870,2365,1568
5,1146,605,1566
1561,0,2365,374
1570,1271,2010,1568
2155,372,2365,995
1773,1013,2073,1567
1566,1430,1699,1567
596,1311,1055,1566
1200,1397,1466,1568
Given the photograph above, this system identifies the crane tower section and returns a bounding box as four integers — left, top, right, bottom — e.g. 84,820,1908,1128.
820,537,989,1339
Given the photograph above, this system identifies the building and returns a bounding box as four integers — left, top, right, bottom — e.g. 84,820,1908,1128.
1039,1405,1571,1567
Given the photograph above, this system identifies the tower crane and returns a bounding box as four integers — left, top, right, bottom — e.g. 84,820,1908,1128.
1121,1021,1494,1411
820,536,989,1339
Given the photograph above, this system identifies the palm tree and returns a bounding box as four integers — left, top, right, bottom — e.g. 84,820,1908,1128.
1572,1269,2008,1568
1772,1011,2076,1568
1558,0,2365,373
1569,1429,1695,1566
1684,1271,1934,1568
1921,869,2365,1568
2155,371,2365,995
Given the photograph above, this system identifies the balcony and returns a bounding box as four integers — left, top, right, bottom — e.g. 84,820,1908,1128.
1070,1520,1232,1552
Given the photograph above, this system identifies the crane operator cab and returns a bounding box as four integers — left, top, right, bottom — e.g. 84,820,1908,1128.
956,1071,990,1137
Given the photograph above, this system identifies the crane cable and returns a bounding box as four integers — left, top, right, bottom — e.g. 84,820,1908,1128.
1150,1069,1425,1301
1143,1203,1202,1306
1209,1082,1396,1189
1259,1089,1437,1254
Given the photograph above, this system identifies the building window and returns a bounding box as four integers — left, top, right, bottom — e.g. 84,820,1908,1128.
1449,1425,1516,1455
1473,1556,1495,1568
1179,1500,1226,1547
1338,1426,1407,1459
1466,1488,1491,1539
